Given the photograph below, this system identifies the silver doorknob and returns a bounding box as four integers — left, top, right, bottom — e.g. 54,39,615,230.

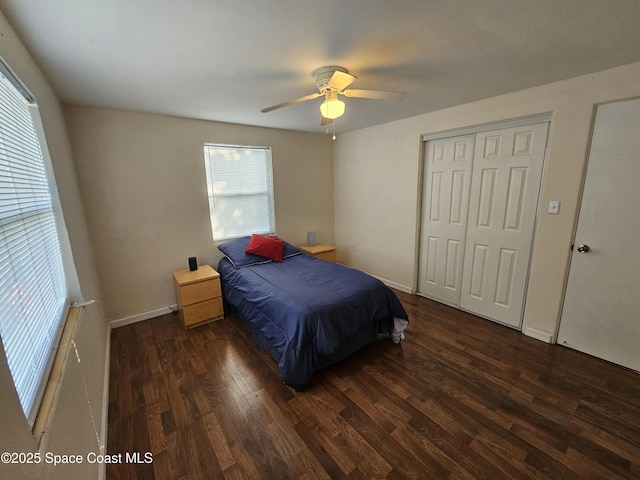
577,244,590,253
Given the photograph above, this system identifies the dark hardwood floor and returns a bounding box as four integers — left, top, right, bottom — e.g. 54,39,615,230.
107,291,640,479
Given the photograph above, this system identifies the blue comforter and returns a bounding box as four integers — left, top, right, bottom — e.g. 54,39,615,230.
218,253,408,389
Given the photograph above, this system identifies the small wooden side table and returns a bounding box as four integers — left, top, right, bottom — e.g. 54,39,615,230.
172,264,224,328
297,244,337,262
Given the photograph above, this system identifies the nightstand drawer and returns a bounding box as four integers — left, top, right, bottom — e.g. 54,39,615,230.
180,278,221,306
297,243,336,262
315,250,336,262
183,297,224,327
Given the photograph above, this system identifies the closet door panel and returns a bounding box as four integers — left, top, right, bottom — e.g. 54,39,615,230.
460,123,548,327
417,134,474,305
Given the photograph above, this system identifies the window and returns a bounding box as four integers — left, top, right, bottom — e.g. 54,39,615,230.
203,144,275,242
0,60,68,426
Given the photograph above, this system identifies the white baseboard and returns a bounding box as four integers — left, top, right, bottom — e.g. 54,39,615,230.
523,326,554,343
370,274,412,294
97,323,110,480
335,263,413,294
110,305,177,329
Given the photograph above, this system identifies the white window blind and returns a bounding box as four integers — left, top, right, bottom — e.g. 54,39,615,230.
203,144,275,241
0,65,68,426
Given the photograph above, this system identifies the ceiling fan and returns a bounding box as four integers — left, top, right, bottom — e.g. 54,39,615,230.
261,66,406,125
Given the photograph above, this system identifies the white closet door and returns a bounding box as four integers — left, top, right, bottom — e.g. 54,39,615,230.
558,99,640,371
417,134,474,304
460,123,548,327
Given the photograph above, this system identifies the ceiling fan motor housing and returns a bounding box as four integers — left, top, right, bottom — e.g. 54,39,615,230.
313,66,348,92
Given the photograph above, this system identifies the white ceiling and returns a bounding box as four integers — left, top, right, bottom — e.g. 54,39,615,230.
2,0,640,134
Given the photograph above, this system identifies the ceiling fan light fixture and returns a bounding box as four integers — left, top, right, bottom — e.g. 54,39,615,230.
319,96,345,120
261,66,404,128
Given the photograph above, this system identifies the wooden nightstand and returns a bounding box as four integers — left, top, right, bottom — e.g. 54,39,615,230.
298,243,337,262
172,264,224,328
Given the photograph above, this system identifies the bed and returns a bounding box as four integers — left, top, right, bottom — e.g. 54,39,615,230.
217,235,409,390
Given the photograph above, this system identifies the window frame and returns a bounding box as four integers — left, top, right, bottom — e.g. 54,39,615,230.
0,58,69,427
203,143,276,243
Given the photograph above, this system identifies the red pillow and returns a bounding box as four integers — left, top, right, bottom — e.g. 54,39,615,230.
244,234,285,262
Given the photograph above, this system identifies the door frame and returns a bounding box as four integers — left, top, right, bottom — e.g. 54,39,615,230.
420,114,552,143
415,114,552,328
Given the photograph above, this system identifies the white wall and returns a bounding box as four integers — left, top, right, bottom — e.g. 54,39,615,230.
0,9,108,480
334,61,640,341
64,107,334,322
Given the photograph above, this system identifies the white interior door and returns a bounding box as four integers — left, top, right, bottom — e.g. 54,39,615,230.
460,123,548,328
418,134,474,304
558,99,640,372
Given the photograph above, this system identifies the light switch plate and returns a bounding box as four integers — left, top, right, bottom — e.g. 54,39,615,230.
548,200,560,214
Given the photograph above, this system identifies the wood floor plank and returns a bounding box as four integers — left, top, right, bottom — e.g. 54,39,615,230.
107,291,640,479
293,421,344,478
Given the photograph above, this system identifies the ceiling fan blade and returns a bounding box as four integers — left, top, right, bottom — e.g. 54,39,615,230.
261,92,321,113
342,89,406,101
327,71,356,91
320,115,333,126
